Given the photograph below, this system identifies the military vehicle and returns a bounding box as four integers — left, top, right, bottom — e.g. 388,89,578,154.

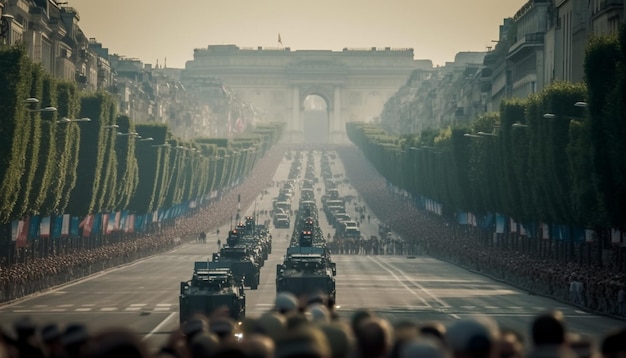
276,246,336,301
179,262,245,323
213,228,261,289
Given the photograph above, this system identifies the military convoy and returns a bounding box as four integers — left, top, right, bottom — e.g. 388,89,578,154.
180,150,344,323
276,151,338,302
180,216,271,323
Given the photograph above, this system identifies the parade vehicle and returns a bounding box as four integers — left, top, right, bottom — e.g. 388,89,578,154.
179,262,246,323
273,213,291,228
212,229,260,289
276,246,336,302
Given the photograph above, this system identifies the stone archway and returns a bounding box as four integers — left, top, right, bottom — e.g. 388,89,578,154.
301,94,329,144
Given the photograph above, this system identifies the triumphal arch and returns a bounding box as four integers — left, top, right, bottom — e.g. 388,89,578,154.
182,45,427,143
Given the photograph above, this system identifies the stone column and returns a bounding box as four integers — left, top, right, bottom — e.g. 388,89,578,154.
332,86,341,143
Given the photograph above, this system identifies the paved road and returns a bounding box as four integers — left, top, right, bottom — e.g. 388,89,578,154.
1,149,622,350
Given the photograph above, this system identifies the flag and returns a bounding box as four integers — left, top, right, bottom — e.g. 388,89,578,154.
16,218,29,248
40,216,51,238
278,33,282,45
61,214,70,237
80,214,94,238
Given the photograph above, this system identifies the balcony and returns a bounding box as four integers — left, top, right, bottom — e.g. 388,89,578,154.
508,32,545,60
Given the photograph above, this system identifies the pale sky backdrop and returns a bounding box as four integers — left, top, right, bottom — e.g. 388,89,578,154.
66,0,527,69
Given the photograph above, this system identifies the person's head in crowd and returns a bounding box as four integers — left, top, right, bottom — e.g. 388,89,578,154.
445,316,500,358
388,320,421,358
286,313,311,331
398,337,451,358
318,321,355,358
182,314,209,343
308,303,331,323
244,333,276,358
209,316,237,342
531,311,567,347
275,292,299,315
41,323,66,358
350,308,377,335
601,328,626,358
421,321,447,344
82,327,149,358
14,316,37,342
188,331,220,358
497,328,524,358
275,326,331,358
568,333,599,358
62,323,89,358
355,316,394,358
255,312,287,340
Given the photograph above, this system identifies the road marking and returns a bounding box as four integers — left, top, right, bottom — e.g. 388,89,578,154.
130,304,147,307
81,304,96,307
371,256,449,307
58,304,73,307
13,309,35,313
461,306,476,309
367,256,431,308
50,308,66,312
485,306,499,309
34,305,48,308
143,312,176,341
156,303,172,307
575,310,587,314
75,308,92,312
154,307,170,311
450,314,461,319
101,307,117,311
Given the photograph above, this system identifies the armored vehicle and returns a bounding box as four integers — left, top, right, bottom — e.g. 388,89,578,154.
213,229,260,289
179,262,245,323
276,246,336,301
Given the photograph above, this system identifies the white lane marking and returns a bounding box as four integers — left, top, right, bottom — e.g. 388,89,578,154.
575,310,587,314
13,309,35,313
154,307,170,311
129,304,147,307
34,305,48,308
367,256,431,308
101,307,117,311
371,256,449,307
50,308,66,312
450,314,461,319
75,308,92,312
143,312,176,341
156,303,172,307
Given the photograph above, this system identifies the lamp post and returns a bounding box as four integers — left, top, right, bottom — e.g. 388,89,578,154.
103,124,119,129
57,117,91,123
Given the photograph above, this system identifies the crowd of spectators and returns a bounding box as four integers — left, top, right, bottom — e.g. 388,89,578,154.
336,146,626,318
1,290,625,358
0,144,286,304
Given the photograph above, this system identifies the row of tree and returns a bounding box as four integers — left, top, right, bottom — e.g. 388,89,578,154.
347,26,626,236
0,45,284,225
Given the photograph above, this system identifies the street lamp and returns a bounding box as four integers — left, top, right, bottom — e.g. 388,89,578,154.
151,143,171,148
103,124,119,129
477,131,497,137
23,97,57,113
512,122,528,128
137,137,154,142
116,131,139,136
574,101,588,108
464,133,480,138
57,117,91,123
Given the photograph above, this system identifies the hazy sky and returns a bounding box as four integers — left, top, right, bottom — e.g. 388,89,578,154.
66,0,527,68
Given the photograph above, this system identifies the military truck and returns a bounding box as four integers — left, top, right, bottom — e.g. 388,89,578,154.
212,247,260,289
276,246,336,302
179,262,246,323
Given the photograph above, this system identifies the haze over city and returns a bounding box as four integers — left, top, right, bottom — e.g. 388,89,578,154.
67,0,527,68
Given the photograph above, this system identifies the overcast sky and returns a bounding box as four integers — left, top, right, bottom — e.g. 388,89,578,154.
66,0,527,68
